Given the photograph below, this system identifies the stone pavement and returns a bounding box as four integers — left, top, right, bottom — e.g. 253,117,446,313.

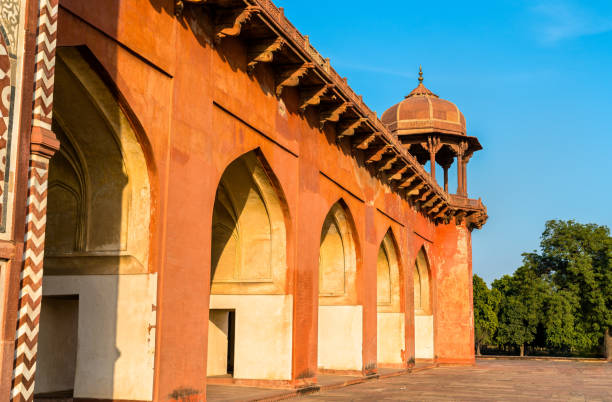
296,359,612,401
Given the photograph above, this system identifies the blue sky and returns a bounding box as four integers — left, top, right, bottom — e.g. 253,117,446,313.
277,0,612,284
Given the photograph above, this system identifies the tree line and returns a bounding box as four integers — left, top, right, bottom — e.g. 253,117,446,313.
473,220,611,357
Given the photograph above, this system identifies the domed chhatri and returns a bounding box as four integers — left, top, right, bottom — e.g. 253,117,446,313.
381,66,466,136
381,67,482,197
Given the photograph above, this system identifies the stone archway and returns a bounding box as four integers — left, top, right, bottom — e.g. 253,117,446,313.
35,46,155,401
317,201,362,372
208,149,292,381
376,231,404,367
414,248,434,360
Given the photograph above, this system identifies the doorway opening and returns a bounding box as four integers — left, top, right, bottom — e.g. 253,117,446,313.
208,309,236,377
34,295,79,399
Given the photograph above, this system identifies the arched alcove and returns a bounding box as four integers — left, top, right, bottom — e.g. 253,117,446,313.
376,231,404,366
414,248,434,360
317,201,362,372
36,47,155,401
44,47,151,268
208,149,292,381
318,203,357,303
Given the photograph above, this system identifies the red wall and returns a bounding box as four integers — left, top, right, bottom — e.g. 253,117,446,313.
56,1,475,399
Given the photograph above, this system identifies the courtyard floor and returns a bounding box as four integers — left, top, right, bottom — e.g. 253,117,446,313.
208,359,612,401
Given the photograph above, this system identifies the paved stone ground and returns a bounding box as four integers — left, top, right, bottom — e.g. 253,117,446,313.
296,360,612,401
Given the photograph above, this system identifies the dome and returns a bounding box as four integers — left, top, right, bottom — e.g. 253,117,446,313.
381,68,466,136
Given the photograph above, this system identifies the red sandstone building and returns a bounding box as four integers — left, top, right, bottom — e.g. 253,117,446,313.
0,0,487,400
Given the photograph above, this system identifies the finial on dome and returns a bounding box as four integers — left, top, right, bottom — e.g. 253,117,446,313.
405,65,438,98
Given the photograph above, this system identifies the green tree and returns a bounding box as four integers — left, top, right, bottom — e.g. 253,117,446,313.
493,264,549,356
484,220,611,356
473,275,500,355
542,289,582,351
538,220,612,352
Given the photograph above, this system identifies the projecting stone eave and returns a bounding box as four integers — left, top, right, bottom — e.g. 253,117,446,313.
176,0,487,228
396,131,483,154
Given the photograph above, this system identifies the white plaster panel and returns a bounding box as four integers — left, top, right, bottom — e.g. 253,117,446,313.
42,274,157,401
209,294,293,380
415,314,434,359
377,312,405,365
318,305,362,371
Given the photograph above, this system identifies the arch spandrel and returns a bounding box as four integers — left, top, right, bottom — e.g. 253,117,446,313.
210,150,288,295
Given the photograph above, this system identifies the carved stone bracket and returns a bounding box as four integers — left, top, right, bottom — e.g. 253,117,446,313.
396,172,417,188
421,135,443,180
337,117,367,139
422,195,438,209
247,37,285,70
429,199,444,213
454,210,467,225
216,6,261,42
406,181,425,196
376,154,398,172
320,102,348,127
434,206,450,219
388,164,409,180
299,84,332,111
352,131,378,150
422,136,443,154
418,190,432,202
175,0,210,17
276,62,313,95
365,144,391,164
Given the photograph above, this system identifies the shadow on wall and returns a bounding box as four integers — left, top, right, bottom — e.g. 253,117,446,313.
35,45,154,400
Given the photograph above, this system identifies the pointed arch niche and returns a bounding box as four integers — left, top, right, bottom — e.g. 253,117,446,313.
317,201,362,372
207,150,292,381
37,46,155,401
414,248,434,360
376,231,405,367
